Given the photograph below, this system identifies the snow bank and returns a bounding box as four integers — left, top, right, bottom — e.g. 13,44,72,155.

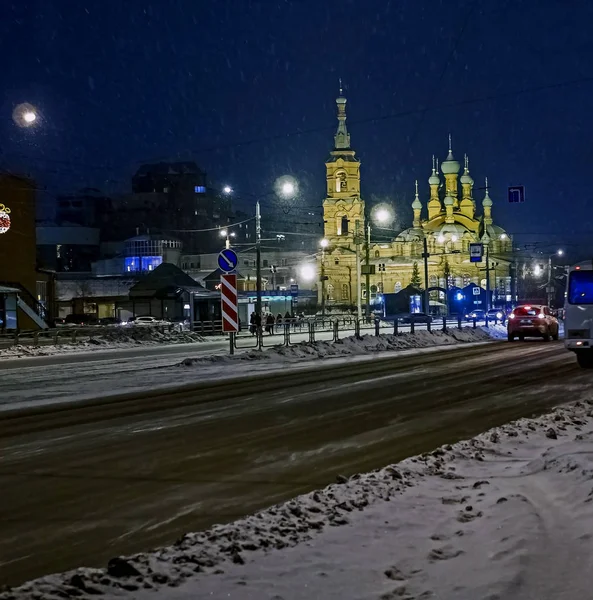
0,328,206,358
179,327,494,367
7,398,592,598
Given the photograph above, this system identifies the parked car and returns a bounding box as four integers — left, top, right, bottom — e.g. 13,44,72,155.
507,304,559,342
63,313,98,326
465,309,486,321
98,317,122,326
486,308,505,321
132,316,159,326
397,312,432,324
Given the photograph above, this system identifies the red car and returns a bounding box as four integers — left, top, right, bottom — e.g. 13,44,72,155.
507,305,559,342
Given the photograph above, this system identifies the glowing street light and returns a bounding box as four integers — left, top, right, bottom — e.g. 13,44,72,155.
557,249,564,256
13,103,39,128
320,238,329,248
222,185,232,195
274,175,298,199
299,264,316,282
371,204,395,227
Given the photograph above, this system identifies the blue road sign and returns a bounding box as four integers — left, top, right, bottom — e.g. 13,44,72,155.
218,248,238,272
508,185,525,203
290,283,299,297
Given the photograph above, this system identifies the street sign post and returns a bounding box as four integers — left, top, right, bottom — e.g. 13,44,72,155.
290,283,299,296
218,248,238,273
221,273,239,354
508,186,525,203
469,243,483,263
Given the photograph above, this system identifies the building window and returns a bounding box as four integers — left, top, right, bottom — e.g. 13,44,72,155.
327,284,334,300
194,185,206,193
340,216,349,236
377,282,383,293
341,283,349,301
394,281,402,293
263,259,269,267
244,260,250,266
429,275,438,287
281,258,287,267
374,250,380,258
480,278,487,288
463,273,470,286
335,171,347,192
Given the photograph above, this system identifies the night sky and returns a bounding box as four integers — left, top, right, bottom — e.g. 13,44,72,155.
1,0,593,254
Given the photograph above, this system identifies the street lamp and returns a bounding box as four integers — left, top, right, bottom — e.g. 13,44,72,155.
255,177,298,327
319,239,330,315
362,204,395,320
13,103,39,128
299,263,316,282
219,229,236,249
546,249,564,307
223,185,232,195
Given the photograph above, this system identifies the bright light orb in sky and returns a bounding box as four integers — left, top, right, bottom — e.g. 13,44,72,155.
13,103,40,128
299,264,316,282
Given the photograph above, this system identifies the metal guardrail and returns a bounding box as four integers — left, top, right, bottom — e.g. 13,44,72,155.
233,315,505,350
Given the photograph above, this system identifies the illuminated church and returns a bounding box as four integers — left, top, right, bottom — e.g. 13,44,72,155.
320,89,513,311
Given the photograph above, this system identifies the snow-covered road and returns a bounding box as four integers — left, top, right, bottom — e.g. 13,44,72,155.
0,327,498,411
0,339,584,591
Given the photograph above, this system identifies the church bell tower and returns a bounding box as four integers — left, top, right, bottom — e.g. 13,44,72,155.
322,83,364,245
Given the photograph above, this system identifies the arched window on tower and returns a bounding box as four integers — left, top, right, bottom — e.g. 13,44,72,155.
374,250,380,258
335,171,347,192
339,216,349,236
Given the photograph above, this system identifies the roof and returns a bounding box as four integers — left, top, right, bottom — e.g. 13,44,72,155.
0,285,21,294
129,262,207,298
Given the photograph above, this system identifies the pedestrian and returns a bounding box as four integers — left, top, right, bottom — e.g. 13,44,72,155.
249,312,257,335
276,313,283,332
265,313,275,335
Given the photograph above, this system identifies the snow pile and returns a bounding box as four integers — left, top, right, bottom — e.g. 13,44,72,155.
180,328,493,367
0,328,206,358
6,400,592,599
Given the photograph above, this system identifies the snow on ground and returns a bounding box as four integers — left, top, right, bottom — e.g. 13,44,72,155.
0,328,207,358
5,399,593,600
180,328,495,367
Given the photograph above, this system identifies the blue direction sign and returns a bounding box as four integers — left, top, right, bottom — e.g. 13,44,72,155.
290,283,299,297
218,248,238,272
508,185,525,203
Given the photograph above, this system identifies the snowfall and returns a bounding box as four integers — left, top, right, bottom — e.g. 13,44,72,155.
3,399,593,600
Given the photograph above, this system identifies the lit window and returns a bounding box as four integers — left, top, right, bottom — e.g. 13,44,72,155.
195,185,206,193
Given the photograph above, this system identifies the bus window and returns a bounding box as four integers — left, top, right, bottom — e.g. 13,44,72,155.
568,270,593,304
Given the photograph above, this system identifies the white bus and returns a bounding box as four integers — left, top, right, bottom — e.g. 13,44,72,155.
565,260,593,368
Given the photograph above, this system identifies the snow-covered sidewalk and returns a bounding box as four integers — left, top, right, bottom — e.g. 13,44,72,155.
5,400,593,600
0,327,208,358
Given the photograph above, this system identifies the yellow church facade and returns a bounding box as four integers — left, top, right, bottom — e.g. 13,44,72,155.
320,91,513,313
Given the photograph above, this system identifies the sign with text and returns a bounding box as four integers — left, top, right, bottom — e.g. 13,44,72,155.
469,243,483,263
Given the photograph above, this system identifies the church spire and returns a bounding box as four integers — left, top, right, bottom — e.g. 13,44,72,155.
412,180,422,227
334,81,350,150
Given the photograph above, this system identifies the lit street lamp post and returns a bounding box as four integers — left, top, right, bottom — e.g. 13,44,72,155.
320,238,329,316
363,205,394,320
547,249,564,307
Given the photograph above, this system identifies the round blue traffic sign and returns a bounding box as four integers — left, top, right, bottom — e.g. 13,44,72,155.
218,248,238,272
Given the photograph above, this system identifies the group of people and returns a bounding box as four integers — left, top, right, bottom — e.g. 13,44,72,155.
249,311,304,335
